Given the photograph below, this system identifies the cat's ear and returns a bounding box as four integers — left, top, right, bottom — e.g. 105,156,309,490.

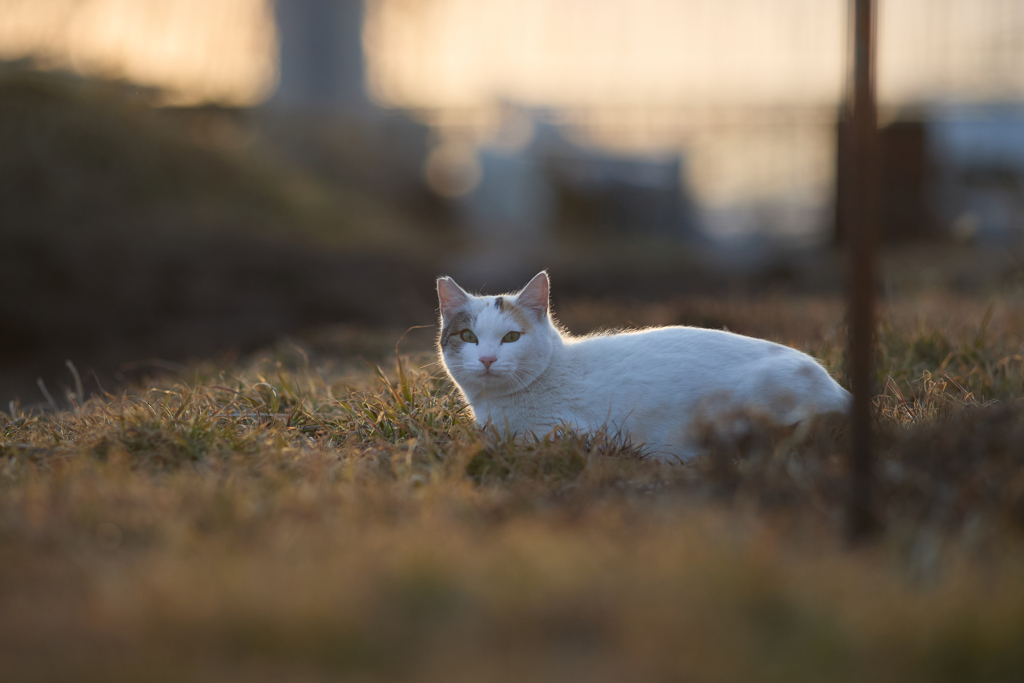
437,276,470,317
516,271,549,318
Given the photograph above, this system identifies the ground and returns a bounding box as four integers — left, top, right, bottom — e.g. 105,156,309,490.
3,292,1024,683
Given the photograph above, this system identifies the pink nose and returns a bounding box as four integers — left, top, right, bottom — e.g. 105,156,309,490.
479,356,497,369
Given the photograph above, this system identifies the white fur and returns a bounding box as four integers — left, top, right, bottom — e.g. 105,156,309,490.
437,271,851,462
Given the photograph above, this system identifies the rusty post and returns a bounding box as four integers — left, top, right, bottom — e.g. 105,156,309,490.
846,0,879,541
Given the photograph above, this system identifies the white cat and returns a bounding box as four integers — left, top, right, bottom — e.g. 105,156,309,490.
437,271,851,462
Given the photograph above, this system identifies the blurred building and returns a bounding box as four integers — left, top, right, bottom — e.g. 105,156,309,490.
263,0,431,209
271,0,370,112
930,104,1024,244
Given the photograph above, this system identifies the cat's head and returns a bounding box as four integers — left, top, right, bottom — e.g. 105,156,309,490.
437,271,560,398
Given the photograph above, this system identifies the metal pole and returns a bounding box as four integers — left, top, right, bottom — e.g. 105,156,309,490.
847,0,879,541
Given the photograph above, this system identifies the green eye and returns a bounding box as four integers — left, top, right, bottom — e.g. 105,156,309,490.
502,331,521,343
459,329,478,343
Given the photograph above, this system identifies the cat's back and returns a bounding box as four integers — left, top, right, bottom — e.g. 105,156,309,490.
566,325,797,371
562,325,839,405
558,324,847,433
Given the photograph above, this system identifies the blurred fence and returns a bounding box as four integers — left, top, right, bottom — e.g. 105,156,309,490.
364,0,1024,242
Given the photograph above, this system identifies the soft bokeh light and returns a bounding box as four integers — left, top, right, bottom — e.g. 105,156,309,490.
424,141,483,197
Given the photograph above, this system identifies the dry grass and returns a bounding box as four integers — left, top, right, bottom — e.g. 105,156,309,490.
3,294,1024,682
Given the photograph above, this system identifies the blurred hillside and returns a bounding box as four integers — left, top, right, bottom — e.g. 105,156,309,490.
0,64,439,405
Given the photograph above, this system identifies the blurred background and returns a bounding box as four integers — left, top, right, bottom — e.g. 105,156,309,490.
3,0,1024,404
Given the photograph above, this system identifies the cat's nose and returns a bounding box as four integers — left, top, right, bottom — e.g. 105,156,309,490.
479,355,497,369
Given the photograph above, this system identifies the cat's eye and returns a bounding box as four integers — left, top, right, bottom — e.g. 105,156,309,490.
459,329,478,344
502,331,521,343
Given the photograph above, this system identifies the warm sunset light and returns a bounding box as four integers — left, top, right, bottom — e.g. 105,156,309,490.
0,0,278,106
363,0,845,110
363,0,1024,111
1,1,1022,110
